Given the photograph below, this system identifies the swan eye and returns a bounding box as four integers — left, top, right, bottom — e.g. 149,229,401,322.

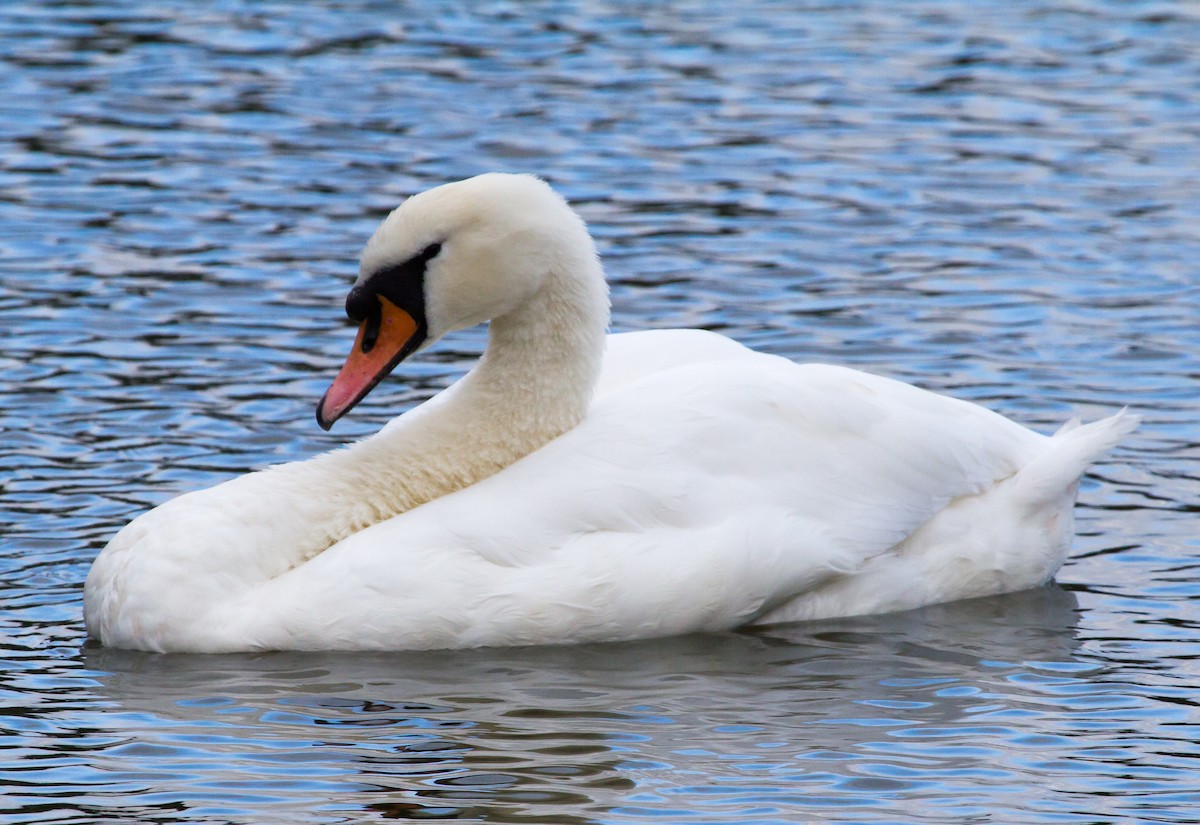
345,241,441,342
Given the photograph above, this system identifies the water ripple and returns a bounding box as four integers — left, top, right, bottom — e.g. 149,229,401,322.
2,0,1198,822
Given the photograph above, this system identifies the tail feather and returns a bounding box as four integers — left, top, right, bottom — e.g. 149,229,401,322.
1015,410,1139,511
1052,416,1081,436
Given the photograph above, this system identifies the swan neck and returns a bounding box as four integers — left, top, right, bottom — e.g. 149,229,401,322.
328,248,610,538
474,265,608,430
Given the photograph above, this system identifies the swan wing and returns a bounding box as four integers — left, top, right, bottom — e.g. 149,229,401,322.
226,347,1047,650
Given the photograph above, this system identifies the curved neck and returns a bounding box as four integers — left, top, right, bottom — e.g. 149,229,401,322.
310,251,610,544
472,260,609,439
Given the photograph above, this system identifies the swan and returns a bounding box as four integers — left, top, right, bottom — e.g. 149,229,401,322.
84,173,1137,653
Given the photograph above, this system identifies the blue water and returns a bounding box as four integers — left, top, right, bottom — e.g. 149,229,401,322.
2,1,1198,822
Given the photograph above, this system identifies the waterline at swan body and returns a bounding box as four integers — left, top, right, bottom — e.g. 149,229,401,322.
84,173,1137,652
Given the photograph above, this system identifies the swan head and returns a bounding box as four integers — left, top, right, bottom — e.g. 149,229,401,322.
316,173,598,429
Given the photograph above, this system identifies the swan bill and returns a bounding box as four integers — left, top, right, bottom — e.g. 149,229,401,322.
317,296,423,430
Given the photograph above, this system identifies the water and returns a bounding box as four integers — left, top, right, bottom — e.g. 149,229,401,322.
1,0,1197,822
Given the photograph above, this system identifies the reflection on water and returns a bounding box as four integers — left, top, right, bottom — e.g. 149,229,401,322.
74,589,1086,823
2,0,1198,822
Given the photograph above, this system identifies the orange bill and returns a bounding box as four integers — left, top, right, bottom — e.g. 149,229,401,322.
316,296,421,430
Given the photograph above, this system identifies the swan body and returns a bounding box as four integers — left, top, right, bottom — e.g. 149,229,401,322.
84,174,1136,652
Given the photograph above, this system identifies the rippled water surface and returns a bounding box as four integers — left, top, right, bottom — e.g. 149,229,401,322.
2,1,1198,822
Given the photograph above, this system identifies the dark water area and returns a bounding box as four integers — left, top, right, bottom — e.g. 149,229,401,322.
1,1,1197,822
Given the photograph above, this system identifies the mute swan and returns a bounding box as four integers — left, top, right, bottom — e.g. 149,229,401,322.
84,173,1137,653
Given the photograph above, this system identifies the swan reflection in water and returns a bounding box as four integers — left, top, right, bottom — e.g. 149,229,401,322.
80,587,1082,822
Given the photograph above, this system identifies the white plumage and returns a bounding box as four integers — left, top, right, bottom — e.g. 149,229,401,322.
84,173,1136,652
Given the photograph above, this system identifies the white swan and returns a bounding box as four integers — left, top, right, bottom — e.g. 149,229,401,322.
84,173,1137,653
